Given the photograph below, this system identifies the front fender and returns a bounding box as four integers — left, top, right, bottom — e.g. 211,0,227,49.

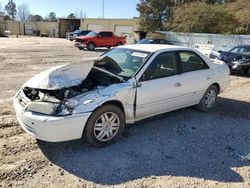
72,80,136,124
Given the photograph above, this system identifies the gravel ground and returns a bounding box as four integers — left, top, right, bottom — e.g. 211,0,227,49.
0,37,249,188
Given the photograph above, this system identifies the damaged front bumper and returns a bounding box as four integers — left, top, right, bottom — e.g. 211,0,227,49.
14,97,92,142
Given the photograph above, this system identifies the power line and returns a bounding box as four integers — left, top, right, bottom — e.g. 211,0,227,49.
102,0,104,18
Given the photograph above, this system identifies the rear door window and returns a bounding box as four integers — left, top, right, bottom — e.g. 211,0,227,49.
179,51,209,73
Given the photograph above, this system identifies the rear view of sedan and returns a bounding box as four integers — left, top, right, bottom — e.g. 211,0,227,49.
14,45,230,147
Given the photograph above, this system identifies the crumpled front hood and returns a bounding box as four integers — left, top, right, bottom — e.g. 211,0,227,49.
24,57,102,90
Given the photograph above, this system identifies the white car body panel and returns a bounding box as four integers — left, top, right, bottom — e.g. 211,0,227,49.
14,97,91,142
14,44,230,142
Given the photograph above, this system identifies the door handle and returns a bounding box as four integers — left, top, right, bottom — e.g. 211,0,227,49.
206,76,211,80
175,82,181,87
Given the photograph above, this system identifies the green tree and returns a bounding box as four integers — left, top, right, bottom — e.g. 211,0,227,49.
136,0,174,31
4,0,17,20
28,14,43,22
48,12,57,22
227,0,250,34
4,15,11,20
67,13,76,19
167,2,237,34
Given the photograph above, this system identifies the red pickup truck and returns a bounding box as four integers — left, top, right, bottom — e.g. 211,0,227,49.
75,31,126,51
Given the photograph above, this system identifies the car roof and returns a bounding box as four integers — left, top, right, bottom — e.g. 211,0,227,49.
118,44,191,52
234,45,250,48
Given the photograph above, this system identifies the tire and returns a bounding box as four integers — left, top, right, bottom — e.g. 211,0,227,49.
195,85,218,112
84,105,125,147
87,42,95,51
78,47,83,50
116,42,122,46
243,67,250,76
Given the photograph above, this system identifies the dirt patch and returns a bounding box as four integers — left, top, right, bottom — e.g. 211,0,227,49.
0,55,5,62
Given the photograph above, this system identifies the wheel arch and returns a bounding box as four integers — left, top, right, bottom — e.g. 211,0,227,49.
82,100,125,139
87,41,96,46
211,83,220,93
116,41,122,46
101,100,125,114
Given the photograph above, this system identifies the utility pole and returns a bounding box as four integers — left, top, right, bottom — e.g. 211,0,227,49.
102,0,105,18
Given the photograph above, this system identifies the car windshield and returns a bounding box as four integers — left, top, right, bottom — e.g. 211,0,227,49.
86,31,97,37
73,30,80,33
103,48,151,78
229,46,250,55
137,39,149,44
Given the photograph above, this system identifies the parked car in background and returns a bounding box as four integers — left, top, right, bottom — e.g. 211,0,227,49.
209,46,233,59
75,31,126,51
218,45,250,75
194,44,214,57
137,38,173,45
14,44,230,147
66,30,91,41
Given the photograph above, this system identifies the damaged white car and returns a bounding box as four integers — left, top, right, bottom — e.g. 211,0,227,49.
14,45,230,147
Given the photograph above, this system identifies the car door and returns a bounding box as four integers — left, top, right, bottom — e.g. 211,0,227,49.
98,32,113,47
135,51,185,121
176,50,213,105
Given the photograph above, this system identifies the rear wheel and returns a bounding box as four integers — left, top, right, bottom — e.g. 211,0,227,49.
116,42,122,46
87,42,95,51
244,67,250,76
84,105,125,147
196,85,218,112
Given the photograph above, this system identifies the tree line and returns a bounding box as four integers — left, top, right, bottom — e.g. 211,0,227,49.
137,0,250,34
0,0,86,22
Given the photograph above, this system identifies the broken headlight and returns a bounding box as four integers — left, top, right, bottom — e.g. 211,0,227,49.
26,102,60,115
56,99,79,116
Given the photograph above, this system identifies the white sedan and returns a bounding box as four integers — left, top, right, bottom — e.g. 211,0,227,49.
14,45,230,147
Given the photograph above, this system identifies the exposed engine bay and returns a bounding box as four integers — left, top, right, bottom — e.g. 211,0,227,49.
23,68,122,101
19,67,122,115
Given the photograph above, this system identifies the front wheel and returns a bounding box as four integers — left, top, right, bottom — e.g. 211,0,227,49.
196,85,218,112
84,105,125,147
87,42,95,51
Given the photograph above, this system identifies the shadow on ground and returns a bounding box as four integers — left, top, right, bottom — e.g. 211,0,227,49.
38,97,250,185
83,48,109,53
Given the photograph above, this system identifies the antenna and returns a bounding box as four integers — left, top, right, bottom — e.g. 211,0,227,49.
102,0,105,18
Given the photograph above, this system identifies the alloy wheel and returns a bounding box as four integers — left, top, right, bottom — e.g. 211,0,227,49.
94,112,120,142
204,89,216,109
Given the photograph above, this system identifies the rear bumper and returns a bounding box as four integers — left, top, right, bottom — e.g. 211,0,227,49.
14,98,92,142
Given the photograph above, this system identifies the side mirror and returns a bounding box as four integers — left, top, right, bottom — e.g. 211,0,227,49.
140,73,149,82
97,34,102,38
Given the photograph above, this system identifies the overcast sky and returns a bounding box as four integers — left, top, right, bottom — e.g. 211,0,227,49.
0,0,140,18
